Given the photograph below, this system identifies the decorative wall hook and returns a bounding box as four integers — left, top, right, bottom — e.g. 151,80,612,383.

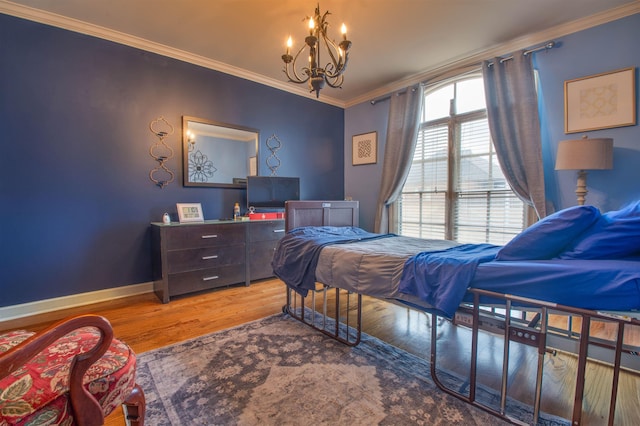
149,116,176,188
265,134,282,176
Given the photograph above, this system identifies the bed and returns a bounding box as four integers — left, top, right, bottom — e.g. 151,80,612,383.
273,200,640,425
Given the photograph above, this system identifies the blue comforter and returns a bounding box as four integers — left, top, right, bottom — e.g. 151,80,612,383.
273,226,500,317
272,226,394,296
398,244,501,318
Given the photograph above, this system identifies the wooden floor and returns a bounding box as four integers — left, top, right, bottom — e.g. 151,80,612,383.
2,278,639,425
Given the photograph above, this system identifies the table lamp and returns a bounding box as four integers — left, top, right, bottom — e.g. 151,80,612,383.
555,135,613,205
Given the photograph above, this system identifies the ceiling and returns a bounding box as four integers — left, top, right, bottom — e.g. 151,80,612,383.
2,0,639,107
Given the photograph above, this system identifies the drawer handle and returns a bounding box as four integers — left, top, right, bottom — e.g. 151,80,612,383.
273,229,285,233
201,234,218,239
203,275,219,281
202,255,219,260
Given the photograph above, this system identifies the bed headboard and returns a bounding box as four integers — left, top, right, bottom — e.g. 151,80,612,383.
285,200,359,232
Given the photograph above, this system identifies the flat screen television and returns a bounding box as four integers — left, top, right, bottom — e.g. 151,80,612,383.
246,176,300,211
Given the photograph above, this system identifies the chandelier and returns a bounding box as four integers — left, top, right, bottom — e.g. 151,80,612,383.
281,4,352,98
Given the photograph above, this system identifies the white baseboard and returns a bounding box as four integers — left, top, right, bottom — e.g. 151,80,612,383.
0,282,154,322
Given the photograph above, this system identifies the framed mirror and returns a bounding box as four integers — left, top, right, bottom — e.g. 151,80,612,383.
182,116,259,188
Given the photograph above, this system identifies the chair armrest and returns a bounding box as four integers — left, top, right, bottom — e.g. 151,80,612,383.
0,314,114,426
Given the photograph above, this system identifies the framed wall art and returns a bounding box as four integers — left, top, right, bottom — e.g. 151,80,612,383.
564,67,636,133
176,203,204,223
352,131,378,165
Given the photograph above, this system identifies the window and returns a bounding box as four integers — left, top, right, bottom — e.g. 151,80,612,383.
396,75,525,244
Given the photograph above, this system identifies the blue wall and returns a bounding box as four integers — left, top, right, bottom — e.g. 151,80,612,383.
345,100,389,232
536,13,640,212
0,14,345,307
346,14,640,230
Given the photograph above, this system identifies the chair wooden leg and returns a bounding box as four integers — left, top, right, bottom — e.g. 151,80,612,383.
122,383,146,426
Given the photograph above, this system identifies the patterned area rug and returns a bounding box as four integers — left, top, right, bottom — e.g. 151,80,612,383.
136,314,567,425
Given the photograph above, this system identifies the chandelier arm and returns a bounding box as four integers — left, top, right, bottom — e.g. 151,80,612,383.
283,64,310,84
324,74,344,89
324,54,349,80
318,32,350,79
320,36,342,72
283,44,312,83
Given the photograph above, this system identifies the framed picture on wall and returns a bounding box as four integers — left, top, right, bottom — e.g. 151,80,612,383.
564,67,636,133
352,131,378,165
176,203,204,223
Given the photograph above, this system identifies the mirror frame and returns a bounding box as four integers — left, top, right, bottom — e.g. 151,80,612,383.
182,116,259,188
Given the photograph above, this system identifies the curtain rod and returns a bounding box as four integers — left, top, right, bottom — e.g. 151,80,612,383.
371,40,557,105
487,41,557,67
370,87,418,105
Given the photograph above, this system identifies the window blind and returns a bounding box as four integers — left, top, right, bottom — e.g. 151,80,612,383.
398,77,525,244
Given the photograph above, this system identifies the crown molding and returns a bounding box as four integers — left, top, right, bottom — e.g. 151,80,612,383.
345,2,640,108
0,0,345,108
1,0,637,109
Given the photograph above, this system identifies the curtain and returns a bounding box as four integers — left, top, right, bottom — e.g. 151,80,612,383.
483,52,547,218
374,87,424,233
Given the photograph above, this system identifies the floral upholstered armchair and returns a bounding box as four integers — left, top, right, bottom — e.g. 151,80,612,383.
0,315,145,425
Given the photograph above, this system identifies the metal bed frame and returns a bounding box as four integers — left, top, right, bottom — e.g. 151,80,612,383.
283,283,362,346
283,284,640,425
280,200,640,425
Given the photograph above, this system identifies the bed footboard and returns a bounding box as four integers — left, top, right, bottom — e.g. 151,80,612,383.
433,288,640,426
283,284,362,346
282,200,363,345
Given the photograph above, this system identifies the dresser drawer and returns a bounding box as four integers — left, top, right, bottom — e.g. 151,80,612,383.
166,224,245,250
247,220,286,242
167,244,245,274
248,240,278,281
168,264,246,296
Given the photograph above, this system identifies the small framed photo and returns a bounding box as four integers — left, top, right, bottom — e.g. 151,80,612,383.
352,131,377,166
564,67,636,133
176,203,204,223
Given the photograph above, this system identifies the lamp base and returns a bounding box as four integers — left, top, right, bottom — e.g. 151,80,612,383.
575,169,588,206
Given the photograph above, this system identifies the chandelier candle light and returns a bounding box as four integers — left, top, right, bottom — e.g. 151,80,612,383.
281,4,351,98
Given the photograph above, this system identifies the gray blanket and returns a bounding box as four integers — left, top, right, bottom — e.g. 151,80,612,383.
315,236,458,305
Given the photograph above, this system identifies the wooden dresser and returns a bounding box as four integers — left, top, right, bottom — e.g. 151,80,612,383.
151,219,284,303
247,220,286,281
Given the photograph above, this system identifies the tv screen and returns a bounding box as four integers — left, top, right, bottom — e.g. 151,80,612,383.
247,176,300,210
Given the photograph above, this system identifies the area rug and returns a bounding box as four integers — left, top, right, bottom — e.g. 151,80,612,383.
136,313,568,425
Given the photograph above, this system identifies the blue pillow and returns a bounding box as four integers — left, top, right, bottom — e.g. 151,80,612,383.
558,201,640,259
495,205,600,261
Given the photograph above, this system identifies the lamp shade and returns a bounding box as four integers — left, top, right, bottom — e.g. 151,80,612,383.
555,136,613,170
